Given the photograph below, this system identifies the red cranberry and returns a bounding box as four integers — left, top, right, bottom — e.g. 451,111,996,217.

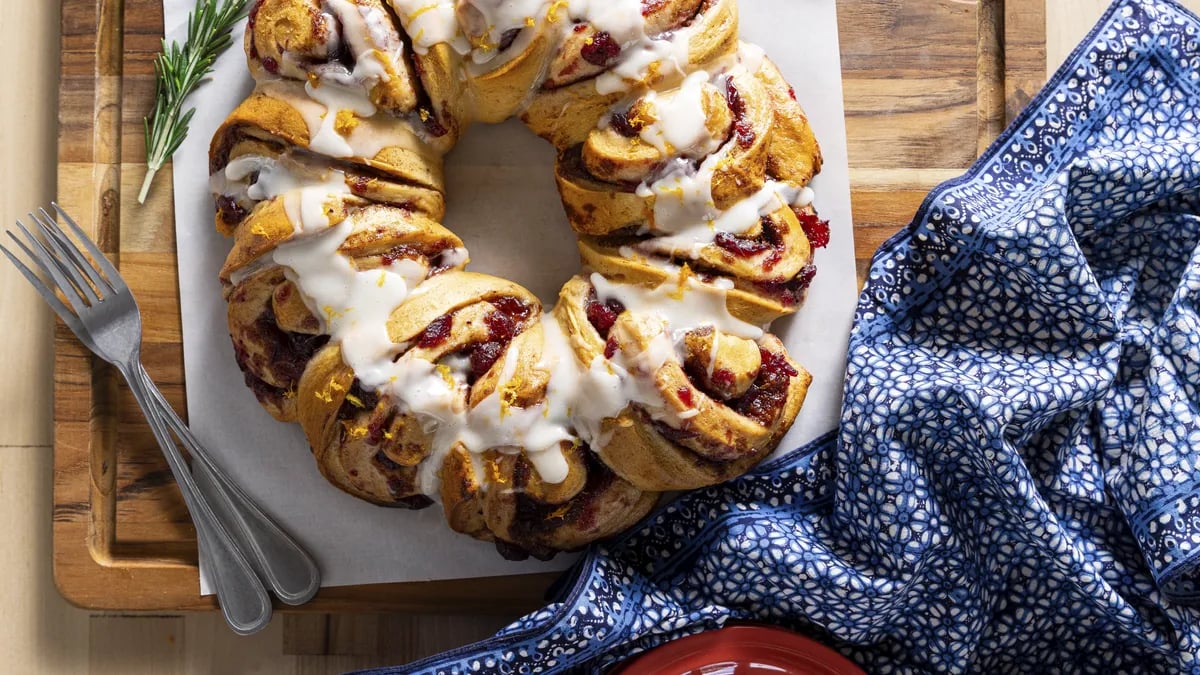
711,368,735,390
788,86,797,101
470,341,504,378
380,245,418,267
604,335,619,359
349,174,371,195
585,288,625,337
677,386,695,408
421,108,449,137
714,232,772,258
484,311,517,343
759,348,799,381
216,195,247,224
725,80,756,148
248,0,265,29
730,350,797,426
418,314,453,348
756,265,817,307
581,31,621,66
798,212,831,249
261,56,279,74
491,296,533,323
762,249,784,271
366,408,396,446
610,110,643,138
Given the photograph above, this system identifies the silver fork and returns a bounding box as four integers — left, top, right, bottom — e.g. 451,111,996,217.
2,204,320,635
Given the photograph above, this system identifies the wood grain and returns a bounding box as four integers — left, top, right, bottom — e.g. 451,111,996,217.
53,0,1047,615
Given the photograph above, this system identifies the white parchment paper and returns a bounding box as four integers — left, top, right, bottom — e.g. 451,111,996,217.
164,0,857,593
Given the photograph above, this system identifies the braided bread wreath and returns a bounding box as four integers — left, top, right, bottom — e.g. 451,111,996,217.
209,0,828,561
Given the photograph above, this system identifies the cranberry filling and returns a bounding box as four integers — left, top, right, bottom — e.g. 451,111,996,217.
466,298,533,380
380,244,420,267
733,348,798,426
714,232,772,257
261,56,280,74
336,379,382,422
429,249,460,275
797,211,831,249
725,80,756,148
469,342,505,379
610,110,644,138
755,264,817,307
408,51,450,137
677,386,695,408
374,450,402,471
498,28,522,52
216,195,247,225
241,369,285,407
389,493,435,510
490,296,534,324
711,368,736,390
234,304,329,406
585,287,626,338
248,0,265,29
366,407,397,445
418,314,454,348
257,306,329,383
498,448,617,560
714,218,787,271
581,31,621,66
421,108,449,137
349,174,371,194
604,335,619,359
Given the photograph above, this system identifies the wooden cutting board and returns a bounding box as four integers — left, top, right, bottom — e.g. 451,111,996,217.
54,0,1046,613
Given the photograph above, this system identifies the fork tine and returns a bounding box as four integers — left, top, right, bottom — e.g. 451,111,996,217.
36,207,113,297
52,203,127,293
0,242,80,326
27,212,102,306
8,224,89,312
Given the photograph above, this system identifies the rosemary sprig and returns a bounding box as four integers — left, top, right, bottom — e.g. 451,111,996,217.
138,0,249,204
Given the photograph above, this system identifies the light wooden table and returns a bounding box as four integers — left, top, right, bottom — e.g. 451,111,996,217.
0,1,1174,671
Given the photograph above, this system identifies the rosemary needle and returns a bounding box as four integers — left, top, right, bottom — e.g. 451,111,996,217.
139,0,249,205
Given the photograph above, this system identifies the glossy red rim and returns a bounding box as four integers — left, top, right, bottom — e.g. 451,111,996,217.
613,625,865,675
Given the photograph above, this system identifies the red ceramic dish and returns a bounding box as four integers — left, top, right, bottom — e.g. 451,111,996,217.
614,625,865,675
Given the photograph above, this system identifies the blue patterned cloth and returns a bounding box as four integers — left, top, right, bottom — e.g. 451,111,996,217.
363,1,1200,671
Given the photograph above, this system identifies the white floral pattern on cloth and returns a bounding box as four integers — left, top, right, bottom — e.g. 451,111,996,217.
355,0,1200,672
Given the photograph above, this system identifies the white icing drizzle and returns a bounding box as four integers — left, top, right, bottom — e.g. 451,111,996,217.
631,71,719,157
590,272,763,341
381,0,704,94
388,0,471,54
226,4,821,501
220,152,766,494
304,79,379,157
620,45,816,258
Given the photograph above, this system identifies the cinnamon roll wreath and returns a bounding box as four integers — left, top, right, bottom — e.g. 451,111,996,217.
211,0,826,560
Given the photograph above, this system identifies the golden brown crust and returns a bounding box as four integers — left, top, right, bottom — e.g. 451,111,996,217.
210,0,821,557
553,276,810,491
521,0,740,149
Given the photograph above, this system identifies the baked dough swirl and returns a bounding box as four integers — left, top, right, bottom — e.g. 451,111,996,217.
210,0,824,558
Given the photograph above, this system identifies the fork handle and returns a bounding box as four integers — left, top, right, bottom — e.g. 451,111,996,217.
119,365,273,635
135,363,321,605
